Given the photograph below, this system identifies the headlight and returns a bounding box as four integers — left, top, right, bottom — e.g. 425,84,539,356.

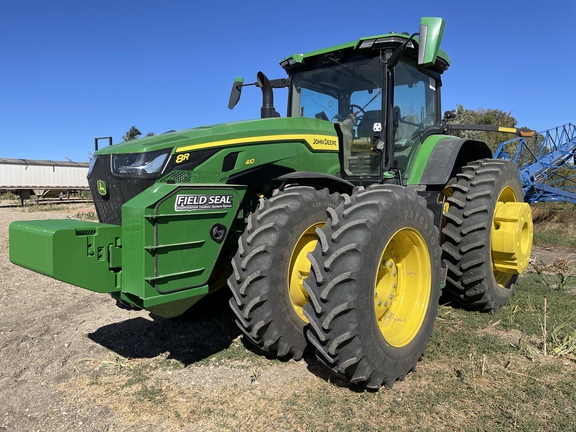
112,149,170,176
87,157,97,178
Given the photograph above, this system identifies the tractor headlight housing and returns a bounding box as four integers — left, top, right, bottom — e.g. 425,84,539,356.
112,149,171,177
87,157,97,179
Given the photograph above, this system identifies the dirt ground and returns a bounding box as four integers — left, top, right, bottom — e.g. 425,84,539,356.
0,204,140,431
0,203,327,431
0,203,573,431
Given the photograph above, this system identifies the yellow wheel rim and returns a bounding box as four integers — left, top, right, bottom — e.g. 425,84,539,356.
491,186,533,286
288,223,323,322
439,184,453,215
374,228,431,348
439,184,453,243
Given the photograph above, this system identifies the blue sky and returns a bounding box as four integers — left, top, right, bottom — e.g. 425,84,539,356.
1,0,574,162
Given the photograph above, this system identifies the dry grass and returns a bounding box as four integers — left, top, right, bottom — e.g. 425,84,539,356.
532,202,576,248
54,270,576,432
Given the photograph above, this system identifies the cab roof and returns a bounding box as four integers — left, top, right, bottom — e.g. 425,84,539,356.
280,32,450,74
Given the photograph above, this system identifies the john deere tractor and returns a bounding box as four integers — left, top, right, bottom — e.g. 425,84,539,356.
9,17,533,389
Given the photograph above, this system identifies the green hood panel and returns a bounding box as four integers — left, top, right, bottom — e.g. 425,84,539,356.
95,117,339,156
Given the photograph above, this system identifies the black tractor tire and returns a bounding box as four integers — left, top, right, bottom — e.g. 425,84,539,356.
441,159,532,311
303,185,441,389
228,186,341,360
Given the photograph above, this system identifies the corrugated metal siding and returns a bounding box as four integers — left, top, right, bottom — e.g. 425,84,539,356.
0,158,89,188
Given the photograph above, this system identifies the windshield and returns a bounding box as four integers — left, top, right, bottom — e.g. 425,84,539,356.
290,55,383,122
290,56,439,177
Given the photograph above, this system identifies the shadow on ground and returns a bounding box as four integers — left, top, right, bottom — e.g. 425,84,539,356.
88,288,368,391
88,290,240,365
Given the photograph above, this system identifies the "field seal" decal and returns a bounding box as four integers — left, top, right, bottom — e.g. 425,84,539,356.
175,194,233,211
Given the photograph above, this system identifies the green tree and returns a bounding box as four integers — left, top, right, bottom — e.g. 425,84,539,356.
448,104,519,152
122,126,142,142
122,127,155,142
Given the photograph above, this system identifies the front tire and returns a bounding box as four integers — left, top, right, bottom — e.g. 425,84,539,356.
228,186,341,360
304,185,441,389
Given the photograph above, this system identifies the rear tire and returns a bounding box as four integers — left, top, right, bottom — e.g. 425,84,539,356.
441,159,533,311
304,185,441,389
228,186,341,360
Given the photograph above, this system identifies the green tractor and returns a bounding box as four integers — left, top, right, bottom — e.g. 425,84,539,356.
9,17,533,389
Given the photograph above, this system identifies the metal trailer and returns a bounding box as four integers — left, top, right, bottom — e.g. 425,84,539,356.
0,158,90,203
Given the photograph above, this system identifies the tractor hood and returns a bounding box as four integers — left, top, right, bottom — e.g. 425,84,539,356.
87,116,341,226
94,117,338,157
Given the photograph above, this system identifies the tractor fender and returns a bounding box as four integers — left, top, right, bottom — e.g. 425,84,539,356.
417,137,492,186
276,171,356,195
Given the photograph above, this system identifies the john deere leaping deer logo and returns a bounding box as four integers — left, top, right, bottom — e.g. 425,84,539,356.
97,180,107,196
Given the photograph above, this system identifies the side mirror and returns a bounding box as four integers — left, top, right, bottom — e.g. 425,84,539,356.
418,17,445,66
228,77,244,110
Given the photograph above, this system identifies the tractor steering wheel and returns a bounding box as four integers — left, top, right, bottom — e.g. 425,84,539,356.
349,104,366,121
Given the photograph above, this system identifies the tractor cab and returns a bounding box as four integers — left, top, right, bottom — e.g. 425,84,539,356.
281,18,449,182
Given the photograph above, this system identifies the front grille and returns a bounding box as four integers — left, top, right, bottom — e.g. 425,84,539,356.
159,170,229,184
88,155,157,225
